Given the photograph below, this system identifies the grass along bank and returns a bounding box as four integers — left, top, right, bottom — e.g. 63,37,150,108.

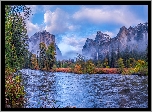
51,67,147,76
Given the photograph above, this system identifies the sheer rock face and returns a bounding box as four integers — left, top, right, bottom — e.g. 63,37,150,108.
28,30,62,60
82,22,148,60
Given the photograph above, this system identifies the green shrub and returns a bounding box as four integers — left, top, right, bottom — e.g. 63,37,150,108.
135,60,148,75
86,60,95,74
117,58,125,74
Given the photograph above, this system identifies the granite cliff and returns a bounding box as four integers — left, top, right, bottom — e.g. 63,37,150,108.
28,30,62,60
82,22,148,60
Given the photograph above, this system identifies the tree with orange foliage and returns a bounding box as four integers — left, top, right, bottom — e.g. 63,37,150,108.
73,64,83,74
31,54,39,70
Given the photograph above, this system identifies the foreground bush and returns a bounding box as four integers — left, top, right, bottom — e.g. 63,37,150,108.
73,64,83,74
5,68,25,108
135,60,148,75
122,60,148,76
85,60,95,74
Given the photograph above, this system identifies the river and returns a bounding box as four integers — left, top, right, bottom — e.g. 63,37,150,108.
20,69,148,108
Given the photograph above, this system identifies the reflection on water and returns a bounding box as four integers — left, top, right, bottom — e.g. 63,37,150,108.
20,69,148,108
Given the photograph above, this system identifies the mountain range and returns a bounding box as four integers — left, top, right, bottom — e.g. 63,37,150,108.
28,22,148,61
82,22,148,60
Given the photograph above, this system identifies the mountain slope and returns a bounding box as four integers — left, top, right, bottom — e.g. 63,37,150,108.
82,22,148,60
28,30,62,60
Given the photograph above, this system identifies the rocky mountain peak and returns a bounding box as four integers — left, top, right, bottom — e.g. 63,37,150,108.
128,26,133,31
28,31,62,60
96,31,103,36
117,26,128,39
82,22,148,60
96,31,110,39
94,31,110,45
120,26,127,30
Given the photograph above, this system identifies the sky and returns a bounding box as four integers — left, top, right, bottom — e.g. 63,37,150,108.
26,5,148,59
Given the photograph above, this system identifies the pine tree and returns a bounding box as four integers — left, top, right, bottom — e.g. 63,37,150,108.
5,5,31,70
117,58,125,73
123,46,130,67
39,42,47,70
46,43,56,70
103,58,109,68
31,54,39,69
75,54,86,73
5,5,31,108
110,49,115,68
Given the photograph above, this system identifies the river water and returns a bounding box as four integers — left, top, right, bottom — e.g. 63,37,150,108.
20,69,148,108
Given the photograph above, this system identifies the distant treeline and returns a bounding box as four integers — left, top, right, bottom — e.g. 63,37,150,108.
27,45,148,75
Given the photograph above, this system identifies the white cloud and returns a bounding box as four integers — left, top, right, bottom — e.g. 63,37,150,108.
44,8,70,34
42,5,54,12
68,25,80,31
28,5,38,14
26,21,40,37
63,36,86,46
86,33,96,40
102,31,114,38
57,30,119,58
58,35,86,57
58,32,103,59
68,25,75,30
73,6,144,27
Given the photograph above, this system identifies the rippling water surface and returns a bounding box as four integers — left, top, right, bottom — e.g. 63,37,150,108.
20,69,148,108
